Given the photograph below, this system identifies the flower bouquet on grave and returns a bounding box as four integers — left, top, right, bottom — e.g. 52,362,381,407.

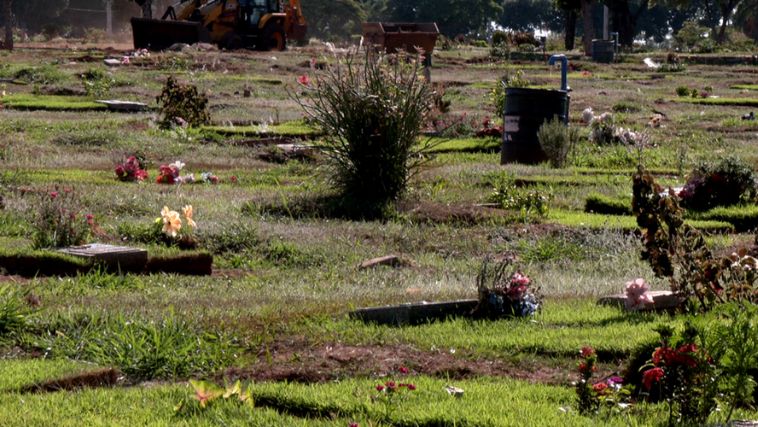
473,257,541,319
115,155,148,182
153,205,198,249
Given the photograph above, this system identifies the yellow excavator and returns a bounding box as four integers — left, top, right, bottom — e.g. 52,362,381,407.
131,0,307,51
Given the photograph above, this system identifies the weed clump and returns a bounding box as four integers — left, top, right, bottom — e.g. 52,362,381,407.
295,51,434,217
156,76,210,129
30,187,92,249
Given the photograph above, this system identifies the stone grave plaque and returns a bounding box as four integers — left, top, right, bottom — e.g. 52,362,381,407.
59,244,147,272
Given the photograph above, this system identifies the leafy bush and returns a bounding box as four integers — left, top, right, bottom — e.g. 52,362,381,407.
675,21,711,52
156,76,210,129
491,70,529,117
676,86,691,97
679,157,757,211
537,117,579,168
295,51,433,216
31,187,92,249
13,65,65,85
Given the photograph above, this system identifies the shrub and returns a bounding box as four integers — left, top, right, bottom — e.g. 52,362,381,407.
676,86,691,97
295,50,434,216
491,70,529,117
31,187,92,249
156,76,210,129
80,67,114,98
537,117,579,168
679,157,757,211
675,21,711,51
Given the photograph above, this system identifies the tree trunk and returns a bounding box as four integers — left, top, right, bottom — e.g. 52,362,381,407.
3,0,11,51
565,9,578,50
142,0,153,19
581,0,594,55
717,0,739,43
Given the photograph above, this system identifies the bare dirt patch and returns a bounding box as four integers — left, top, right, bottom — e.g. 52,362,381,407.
221,338,573,385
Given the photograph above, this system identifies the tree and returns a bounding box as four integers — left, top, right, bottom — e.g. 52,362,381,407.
734,0,758,41
581,0,594,53
2,0,11,50
302,0,366,41
555,0,581,49
603,0,650,46
386,0,503,37
499,0,563,32
714,0,743,42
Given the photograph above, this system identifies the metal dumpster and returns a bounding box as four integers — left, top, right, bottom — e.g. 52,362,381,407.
362,22,440,57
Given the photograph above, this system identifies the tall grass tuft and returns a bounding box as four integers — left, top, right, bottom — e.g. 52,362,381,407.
0,285,29,338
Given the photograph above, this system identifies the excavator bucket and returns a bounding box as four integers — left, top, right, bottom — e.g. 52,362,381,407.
131,17,210,51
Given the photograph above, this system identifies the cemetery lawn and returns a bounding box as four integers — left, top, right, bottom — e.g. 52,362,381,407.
1,43,758,425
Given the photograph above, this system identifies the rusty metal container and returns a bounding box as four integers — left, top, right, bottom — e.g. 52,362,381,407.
362,22,440,56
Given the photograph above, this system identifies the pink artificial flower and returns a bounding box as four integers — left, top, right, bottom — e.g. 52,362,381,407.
49,191,58,199
297,74,310,86
625,278,654,310
511,272,530,286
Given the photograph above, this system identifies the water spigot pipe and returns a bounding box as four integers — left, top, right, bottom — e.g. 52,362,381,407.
548,54,569,92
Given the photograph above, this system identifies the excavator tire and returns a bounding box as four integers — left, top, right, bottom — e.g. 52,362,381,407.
261,24,287,51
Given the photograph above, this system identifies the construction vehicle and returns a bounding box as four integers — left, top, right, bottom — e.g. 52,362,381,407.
131,0,307,51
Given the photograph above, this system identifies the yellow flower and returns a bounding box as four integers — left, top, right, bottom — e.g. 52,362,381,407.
182,205,196,229
161,206,182,237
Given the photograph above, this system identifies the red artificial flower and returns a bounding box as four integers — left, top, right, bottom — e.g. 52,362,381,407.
375,384,384,392
49,191,58,199
399,366,409,374
592,382,609,395
229,176,238,184
134,169,148,181
86,214,95,226
652,346,676,366
580,347,595,358
385,381,397,391
406,383,416,391
642,367,665,390
115,165,125,178
297,74,310,86
349,423,359,427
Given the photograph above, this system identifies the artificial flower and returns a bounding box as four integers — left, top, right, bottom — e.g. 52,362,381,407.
642,367,664,390
161,206,182,237
182,205,196,229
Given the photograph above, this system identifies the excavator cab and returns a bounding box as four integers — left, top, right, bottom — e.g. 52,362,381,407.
132,0,305,51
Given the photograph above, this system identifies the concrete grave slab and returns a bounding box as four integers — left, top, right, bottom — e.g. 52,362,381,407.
59,243,147,272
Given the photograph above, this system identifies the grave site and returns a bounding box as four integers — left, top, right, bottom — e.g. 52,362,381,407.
1,1,758,426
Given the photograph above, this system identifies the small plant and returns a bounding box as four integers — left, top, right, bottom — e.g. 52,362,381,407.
0,285,29,338
31,187,92,249
372,367,417,422
156,76,210,129
678,157,757,211
115,155,148,182
294,50,434,216
576,346,600,414
676,86,691,97
174,380,253,415
488,175,552,220
473,257,541,318
537,117,579,168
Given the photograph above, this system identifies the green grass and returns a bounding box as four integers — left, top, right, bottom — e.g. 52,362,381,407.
0,359,100,392
731,84,758,91
427,137,501,153
300,299,672,359
584,193,632,215
548,209,733,232
687,204,758,232
673,97,758,107
0,94,107,111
